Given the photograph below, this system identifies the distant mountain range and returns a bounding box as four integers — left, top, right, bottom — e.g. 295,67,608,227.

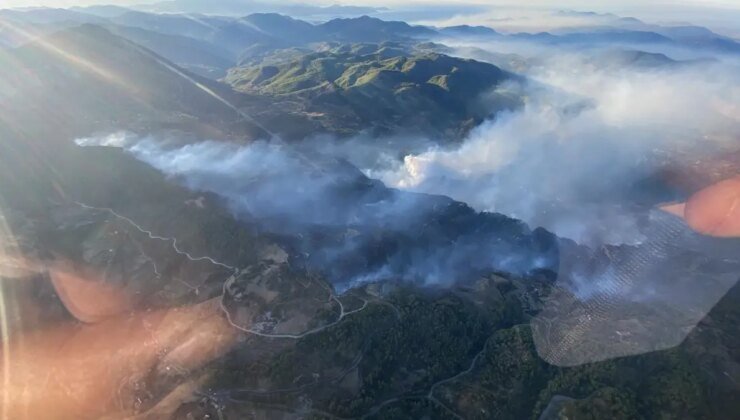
2,8,737,79
2,6,736,141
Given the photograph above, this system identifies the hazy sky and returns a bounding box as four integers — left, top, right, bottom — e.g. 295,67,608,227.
4,0,740,11
3,0,739,37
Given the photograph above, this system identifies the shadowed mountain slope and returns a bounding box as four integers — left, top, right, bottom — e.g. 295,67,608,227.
0,24,268,140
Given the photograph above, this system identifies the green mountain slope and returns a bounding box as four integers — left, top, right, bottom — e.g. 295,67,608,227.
225,44,519,138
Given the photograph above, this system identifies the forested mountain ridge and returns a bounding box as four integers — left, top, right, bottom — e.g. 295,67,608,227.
225,44,519,138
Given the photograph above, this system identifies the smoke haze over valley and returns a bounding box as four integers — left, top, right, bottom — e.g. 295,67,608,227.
75,37,740,247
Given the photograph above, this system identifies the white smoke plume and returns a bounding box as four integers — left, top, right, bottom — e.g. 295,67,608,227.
369,46,740,246
76,132,559,290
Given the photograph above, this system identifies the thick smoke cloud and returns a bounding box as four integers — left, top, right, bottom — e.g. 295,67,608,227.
370,44,740,246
